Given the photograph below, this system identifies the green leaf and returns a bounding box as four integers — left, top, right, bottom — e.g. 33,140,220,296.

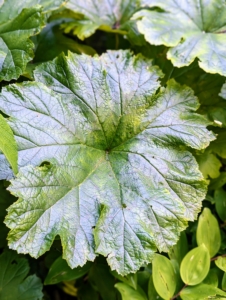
0,115,18,174
152,254,176,299
64,0,142,43
209,129,226,159
203,269,219,288
115,283,148,300
215,257,226,272
134,0,226,76
148,275,163,300
180,283,226,300
0,250,43,300
220,82,226,100
196,150,221,179
168,231,188,264
33,19,96,63
1,51,214,275
209,172,226,191
180,244,210,285
0,0,62,82
214,189,226,222
111,270,137,290
88,257,117,300
222,273,226,291
44,256,92,285
196,208,221,257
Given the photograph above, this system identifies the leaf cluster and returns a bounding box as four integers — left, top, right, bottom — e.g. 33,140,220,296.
0,0,226,299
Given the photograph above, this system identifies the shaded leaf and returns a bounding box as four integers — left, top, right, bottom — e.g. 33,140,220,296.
135,0,226,76
168,231,188,264
196,150,221,179
45,256,92,285
148,275,162,300
214,189,226,222
0,250,43,300
202,269,219,288
180,244,210,285
1,51,214,275
111,270,137,290
196,208,221,257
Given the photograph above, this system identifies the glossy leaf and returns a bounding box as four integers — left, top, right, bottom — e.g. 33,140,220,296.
215,257,226,272
1,51,214,275
196,208,221,257
0,115,18,174
45,256,92,285
115,283,147,300
152,254,176,299
180,244,210,285
0,250,43,300
135,0,226,76
180,283,226,300
148,275,163,300
214,189,226,222
0,0,63,81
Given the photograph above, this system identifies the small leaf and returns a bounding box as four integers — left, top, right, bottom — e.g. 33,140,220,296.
44,256,92,285
214,189,226,222
115,283,148,300
180,244,210,285
168,231,188,264
0,115,18,174
215,257,226,273
196,150,221,179
152,254,176,299
180,283,226,300
196,208,221,257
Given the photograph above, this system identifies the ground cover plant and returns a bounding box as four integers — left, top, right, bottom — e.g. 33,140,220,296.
1,0,226,299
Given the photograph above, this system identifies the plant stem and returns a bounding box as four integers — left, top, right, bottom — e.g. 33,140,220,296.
171,284,188,300
211,253,226,261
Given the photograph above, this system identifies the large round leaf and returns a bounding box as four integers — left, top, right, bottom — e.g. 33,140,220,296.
134,0,226,76
1,50,214,275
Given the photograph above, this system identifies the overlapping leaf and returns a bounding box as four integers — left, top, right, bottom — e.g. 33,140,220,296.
134,0,226,76
1,50,214,274
63,0,143,44
0,0,64,81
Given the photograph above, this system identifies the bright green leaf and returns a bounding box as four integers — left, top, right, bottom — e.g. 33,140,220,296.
44,256,92,285
0,0,63,81
168,231,188,264
180,244,210,285
215,257,226,272
152,254,176,299
115,283,147,300
196,150,221,179
196,208,221,257
1,51,214,275
0,250,43,300
0,114,18,174
180,283,226,300
214,189,226,222
134,0,226,76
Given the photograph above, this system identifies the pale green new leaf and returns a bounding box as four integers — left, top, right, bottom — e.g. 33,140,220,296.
135,0,226,76
2,51,214,275
0,250,43,300
0,114,17,174
0,0,64,81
